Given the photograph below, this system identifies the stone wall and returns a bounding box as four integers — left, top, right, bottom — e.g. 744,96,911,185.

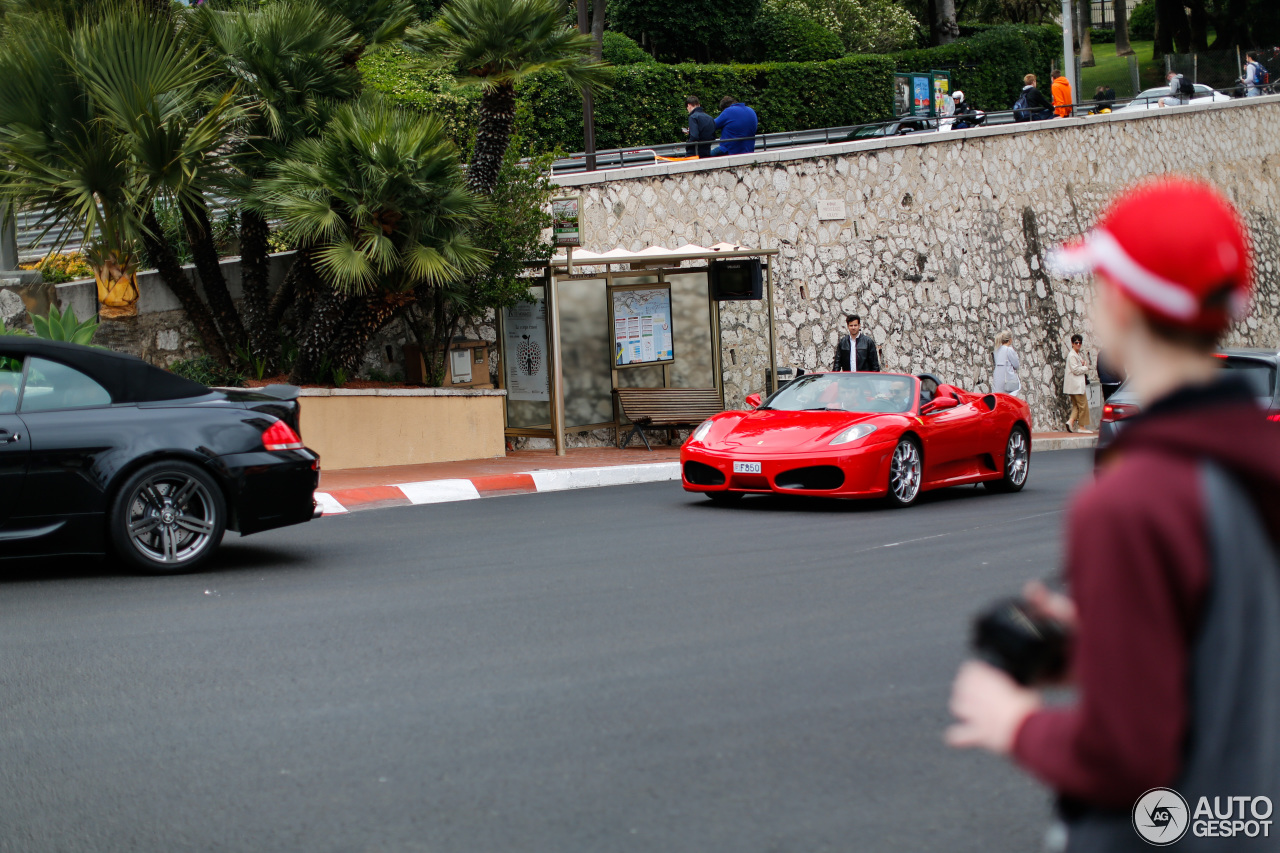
554,95,1280,429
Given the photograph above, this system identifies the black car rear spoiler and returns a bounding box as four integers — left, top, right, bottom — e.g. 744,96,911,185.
253,384,302,402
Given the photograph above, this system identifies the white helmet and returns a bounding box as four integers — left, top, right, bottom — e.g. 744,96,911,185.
952,90,965,103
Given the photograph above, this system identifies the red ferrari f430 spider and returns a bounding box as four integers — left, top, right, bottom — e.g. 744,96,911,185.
681,372,1032,507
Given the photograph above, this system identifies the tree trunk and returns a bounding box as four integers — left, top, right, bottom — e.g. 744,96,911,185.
289,288,351,384
182,204,248,356
1186,0,1210,52
591,0,605,59
1079,0,1095,66
330,291,416,374
1154,0,1191,56
467,83,517,197
238,209,276,371
932,0,958,45
141,208,230,366
1114,0,1134,56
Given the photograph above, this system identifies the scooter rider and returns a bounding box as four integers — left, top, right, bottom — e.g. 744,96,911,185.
951,91,984,128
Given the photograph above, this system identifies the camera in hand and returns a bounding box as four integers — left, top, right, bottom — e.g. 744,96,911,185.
971,598,1070,686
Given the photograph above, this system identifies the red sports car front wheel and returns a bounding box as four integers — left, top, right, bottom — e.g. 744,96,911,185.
886,438,923,507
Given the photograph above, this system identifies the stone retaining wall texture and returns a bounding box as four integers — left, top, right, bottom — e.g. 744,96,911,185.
556,98,1280,429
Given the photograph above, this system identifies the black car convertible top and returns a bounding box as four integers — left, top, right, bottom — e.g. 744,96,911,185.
0,337,209,404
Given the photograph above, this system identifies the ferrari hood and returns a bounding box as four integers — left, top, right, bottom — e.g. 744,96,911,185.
712,410,891,451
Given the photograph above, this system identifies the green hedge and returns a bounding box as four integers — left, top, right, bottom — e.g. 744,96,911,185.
1128,2,1155,41
751,9,845,63
366,24,1060,156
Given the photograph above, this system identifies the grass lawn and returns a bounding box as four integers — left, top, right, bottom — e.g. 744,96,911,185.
1080,40,1164,97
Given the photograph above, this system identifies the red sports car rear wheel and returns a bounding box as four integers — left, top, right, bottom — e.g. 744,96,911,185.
986,426,1030,493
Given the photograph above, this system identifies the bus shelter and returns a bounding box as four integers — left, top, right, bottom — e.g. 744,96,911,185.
500,243,780,455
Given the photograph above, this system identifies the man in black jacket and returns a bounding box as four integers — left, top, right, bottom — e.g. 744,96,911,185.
683,96,715,158
832,314,881,372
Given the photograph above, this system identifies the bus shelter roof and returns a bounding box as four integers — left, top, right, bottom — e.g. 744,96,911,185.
540,242,778,270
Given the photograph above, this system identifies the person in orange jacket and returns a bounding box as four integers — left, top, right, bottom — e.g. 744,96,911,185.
1052,73,1073,118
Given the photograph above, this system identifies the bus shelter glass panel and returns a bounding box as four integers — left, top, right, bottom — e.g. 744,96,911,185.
666,272,715,389
611,274,664,392
503,287,551,429
717,292,771,409
557,277,613,427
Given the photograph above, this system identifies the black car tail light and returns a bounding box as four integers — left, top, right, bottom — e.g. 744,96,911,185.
1101,403,1140,423
263,420,304,451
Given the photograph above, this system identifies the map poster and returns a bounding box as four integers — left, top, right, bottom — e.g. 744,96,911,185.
612,287,674,367
551,196,582,248
502,296,550,401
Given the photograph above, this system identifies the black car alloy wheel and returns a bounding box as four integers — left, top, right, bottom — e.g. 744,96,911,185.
109,460,227,573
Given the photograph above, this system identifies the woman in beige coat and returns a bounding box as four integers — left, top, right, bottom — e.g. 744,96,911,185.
1063,333,1092,432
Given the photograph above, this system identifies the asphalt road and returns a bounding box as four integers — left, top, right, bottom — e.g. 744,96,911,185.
1,450,1095,853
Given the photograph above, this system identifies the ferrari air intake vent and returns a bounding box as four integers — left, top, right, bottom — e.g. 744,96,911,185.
684,461,726,486
775,465,845,491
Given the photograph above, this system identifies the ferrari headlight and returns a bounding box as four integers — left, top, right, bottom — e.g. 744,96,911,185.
830,424,877,445
692,420,714,442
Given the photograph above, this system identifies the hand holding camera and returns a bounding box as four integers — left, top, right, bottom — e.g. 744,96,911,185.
946,581,1076,755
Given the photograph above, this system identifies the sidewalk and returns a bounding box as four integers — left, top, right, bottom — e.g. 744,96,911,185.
315,432,1095,515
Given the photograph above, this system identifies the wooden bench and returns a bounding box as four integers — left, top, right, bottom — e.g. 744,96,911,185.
614,388,724,450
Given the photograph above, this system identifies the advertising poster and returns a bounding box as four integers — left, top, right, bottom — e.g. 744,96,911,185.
893,74,913,117
502,296,550,401
551,197,582,248
612,287,674,367
932,71,953,117
913,76,931,116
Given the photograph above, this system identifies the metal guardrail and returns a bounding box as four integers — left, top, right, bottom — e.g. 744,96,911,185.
550,83,1264,176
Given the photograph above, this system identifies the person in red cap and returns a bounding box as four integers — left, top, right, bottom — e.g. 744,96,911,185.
946,177,1280,851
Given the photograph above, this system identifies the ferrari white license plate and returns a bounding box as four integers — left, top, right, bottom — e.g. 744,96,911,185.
733,461,762,474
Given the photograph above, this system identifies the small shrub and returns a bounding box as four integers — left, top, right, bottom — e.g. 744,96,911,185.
602,31,655,65
1128,1,1155,41
1089,27,1115,45
19,252,93,284
750,10,845,62
169,355,246,388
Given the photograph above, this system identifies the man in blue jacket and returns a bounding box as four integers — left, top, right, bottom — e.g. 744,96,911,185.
712,96,758,156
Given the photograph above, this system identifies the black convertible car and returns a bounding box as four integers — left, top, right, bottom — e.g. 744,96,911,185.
0,338,319,573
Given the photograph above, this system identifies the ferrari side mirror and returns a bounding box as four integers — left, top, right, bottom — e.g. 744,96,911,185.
922,396,959,414
745,393,762,410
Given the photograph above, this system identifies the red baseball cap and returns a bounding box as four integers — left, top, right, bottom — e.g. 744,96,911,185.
1050,177,1253,334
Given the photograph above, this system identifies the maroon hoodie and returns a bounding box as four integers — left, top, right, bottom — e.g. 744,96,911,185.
1012,378,1280,809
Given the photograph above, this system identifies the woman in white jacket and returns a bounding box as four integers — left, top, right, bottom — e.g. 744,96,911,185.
1063,333,1092,432
993,330,1021,397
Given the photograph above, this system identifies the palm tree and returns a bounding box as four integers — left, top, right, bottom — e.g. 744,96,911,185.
197,0,362,369
0,17,142,319
72,6,247,355
255,97,488,383
408,0,610,196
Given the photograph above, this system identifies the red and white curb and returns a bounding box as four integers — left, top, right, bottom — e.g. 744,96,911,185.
314,435,1095,516
316,462,682,515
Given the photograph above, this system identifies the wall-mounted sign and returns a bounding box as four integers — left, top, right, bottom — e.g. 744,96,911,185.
502,295,550,401
551,196,582,248
817,199,847,221
611,286,674,367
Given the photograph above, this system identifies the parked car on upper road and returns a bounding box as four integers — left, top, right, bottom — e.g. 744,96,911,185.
682,372,1032,507
1097,347,1280,452
1113,84,1232,112
0,338,319,572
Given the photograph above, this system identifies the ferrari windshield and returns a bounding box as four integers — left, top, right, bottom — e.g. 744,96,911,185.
764,373,916,413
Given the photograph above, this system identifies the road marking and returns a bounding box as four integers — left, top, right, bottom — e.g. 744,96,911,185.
397,479,482,504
